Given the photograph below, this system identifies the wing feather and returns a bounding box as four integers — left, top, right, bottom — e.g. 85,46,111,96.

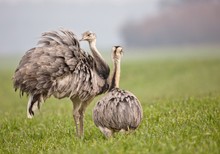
13,30,85,97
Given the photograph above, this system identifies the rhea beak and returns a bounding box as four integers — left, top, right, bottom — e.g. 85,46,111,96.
79,38,84,41
79,35,87,41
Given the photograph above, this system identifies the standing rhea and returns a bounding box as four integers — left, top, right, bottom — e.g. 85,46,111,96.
13,29,110,138
93,46,143,138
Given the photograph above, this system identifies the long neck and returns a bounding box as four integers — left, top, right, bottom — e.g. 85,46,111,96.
89,40,110,79
89,40,103,61
109,59,121,90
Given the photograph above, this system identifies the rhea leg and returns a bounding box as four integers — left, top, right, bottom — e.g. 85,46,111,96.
78,98,94,137
98,126,113,138
71,97,82,137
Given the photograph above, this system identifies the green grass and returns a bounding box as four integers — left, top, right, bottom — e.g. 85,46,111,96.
0,48,220,154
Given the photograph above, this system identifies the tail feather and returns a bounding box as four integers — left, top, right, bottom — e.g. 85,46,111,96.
27,94,42,118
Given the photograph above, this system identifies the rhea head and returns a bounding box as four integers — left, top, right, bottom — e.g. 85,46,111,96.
112,46,123,61
80,31,96,42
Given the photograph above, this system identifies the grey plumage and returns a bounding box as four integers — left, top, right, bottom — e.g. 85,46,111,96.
13,29,110,138
93,46,143,138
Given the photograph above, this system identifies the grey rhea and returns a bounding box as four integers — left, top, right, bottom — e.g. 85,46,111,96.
13,29,110,138
93,46,143,138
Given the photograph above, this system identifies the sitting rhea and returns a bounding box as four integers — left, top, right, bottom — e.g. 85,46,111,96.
93,46,143,138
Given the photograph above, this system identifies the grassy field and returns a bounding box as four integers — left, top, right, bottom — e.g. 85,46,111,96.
0,47,220,154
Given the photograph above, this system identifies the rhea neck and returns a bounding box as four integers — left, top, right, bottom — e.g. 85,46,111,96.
89,39,110,79
89,39,103,60
109,57,121,91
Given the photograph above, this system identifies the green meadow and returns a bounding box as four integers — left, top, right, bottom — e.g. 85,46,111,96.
0,47,220,154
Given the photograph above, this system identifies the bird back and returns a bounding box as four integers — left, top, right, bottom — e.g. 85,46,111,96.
93,88,143,131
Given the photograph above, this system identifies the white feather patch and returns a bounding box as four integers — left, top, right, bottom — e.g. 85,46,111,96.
27,95,33,119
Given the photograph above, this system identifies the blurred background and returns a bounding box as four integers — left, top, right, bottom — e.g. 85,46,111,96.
1,0,219,55
0,0,157,54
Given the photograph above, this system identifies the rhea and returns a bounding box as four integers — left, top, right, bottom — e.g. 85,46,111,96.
13,29,110,138
93,46,143,138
